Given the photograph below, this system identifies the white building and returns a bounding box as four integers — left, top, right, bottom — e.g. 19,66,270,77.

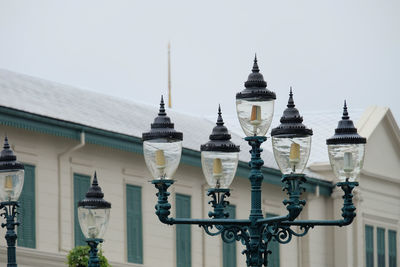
0,68,399,267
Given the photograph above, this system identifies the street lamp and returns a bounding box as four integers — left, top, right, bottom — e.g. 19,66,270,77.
0,136,24,267
78,172,111,267
146,57,366,267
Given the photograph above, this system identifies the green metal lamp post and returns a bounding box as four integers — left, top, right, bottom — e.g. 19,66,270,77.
0,137,25,267
144,57,367,267
77,172,111,267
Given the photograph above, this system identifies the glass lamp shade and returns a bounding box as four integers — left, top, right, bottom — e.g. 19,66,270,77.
143,140,182,179
201,151,239,188
326,102,367,182
0,169,24,202
271,88,313,174
78,206,110,239
272,136,312,174
236,99,275,137
328,144,365,182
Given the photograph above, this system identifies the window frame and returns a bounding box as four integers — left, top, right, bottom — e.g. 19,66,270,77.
364,219,399,267
17,163,36,248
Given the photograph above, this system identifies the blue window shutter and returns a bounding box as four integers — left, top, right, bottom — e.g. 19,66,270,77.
17,164,36,248
377,227,385,267
266,213,280,267
365,225,374,267
389,230,397,267
126,185,143,264
223,205,236,267
176,194,191,267
73,173,91,247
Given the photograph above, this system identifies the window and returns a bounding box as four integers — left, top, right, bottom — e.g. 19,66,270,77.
266,213,280,267
176,194,191,267
389,230,397,267
365,225,374,267
126,185,143,264
377,227,385,267
223,205,236,267
365,225,397,267
18,164,36,248
73,173,91,247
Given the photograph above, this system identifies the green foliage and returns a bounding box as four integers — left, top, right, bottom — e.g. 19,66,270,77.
67,245,111,267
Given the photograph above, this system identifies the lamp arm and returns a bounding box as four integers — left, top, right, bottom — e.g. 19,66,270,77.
255,214,291,225
281,174,307,221
152,179,252,226
279,180,358,227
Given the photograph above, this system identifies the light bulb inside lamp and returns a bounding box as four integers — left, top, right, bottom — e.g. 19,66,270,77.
343,152,354,180
87,210,99,238
155,149,166,178
4,175,13,200
213,158,223,188
289,142,300,173
250,105,262,135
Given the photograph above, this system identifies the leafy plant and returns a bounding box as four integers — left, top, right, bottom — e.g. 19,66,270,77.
67,245,111,267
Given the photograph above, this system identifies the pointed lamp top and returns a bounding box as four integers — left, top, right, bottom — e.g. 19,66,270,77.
342,100,349,120
252,54,260,73
142,95,183,142
326,101,366,145
216,104,223,126
159,95,166,116
200,106,240,153
236,55,276,101
78,172,111,209
0,136,24,171
271,88,313,138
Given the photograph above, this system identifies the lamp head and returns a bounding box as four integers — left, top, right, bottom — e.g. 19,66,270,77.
142,96,183,180
200,106,239,189
235,55,276,136
271,88,313,174
78,172,111,239
326,101,366,182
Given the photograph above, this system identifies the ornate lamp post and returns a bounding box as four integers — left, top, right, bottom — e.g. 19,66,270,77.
145,57,366,267
0,137,24,267
77,172,111,267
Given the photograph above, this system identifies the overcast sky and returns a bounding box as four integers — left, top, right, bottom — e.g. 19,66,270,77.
0,0,399,124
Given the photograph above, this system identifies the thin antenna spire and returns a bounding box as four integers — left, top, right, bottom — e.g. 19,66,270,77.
168,42,172,108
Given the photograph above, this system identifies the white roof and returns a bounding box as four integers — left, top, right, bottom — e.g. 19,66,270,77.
0,68,279,169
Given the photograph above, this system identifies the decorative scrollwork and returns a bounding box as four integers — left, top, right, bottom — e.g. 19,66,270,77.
221,226,250,247
264,224,313,245
201,224,224,236
202,224,250,248
207,188,230,219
